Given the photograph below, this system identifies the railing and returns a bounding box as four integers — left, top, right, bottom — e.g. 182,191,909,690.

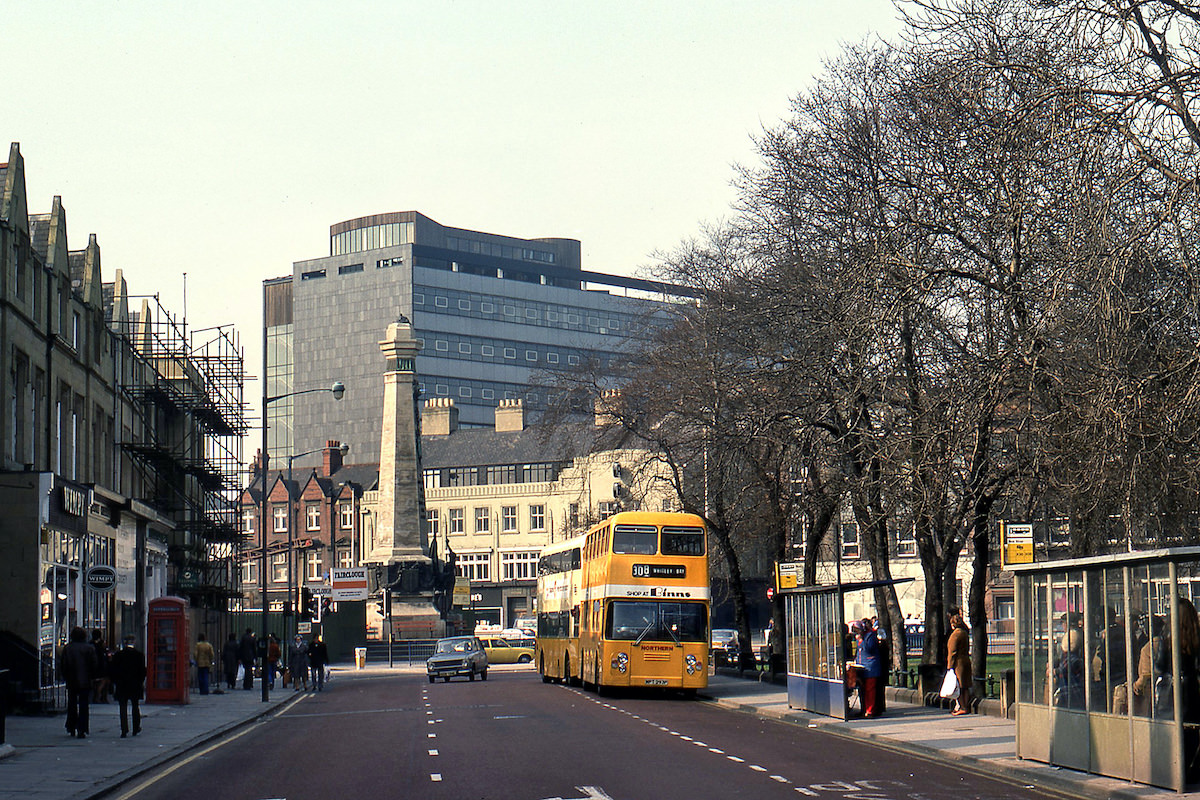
889,666,1008,699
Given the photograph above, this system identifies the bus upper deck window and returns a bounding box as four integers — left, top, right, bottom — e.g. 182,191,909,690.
612,524,657,555
661,526,705,556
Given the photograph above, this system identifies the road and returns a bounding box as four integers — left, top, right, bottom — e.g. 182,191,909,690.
111,667,1059,800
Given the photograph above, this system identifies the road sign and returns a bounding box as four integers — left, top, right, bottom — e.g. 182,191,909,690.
297,621,312,634
452,576,470,607
1003,522,1034,566
331,567,369,601
86,565,117,592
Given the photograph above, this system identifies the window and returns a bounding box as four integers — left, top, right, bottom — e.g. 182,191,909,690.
547,353,559,364
301,269,326,280
435,296,448,308
340,502,353,529
459,343,471,354
530,505,545,531
481,302,494,313
457,552,491,582
338,263,364,275
458,299,471,310
568,355,580,366
241,560,258,584
481,345,494,357
435,340,449,351
273,506,288,533
841,522,860,559
598,501,619,518
306,504,320,531
503,348,516,359
242,510,255,534
525,350,537,362
338,549,353,569
569,503,580,529
501,551,539,581
486,465,518,485
423,469,443,489
501,506,518,533
524,463,557,482
475,507,491,534
306,550,324,581
271,553,288,583
449,508,465,534
426,508,440,537
897,524,917,557
447,467,479,486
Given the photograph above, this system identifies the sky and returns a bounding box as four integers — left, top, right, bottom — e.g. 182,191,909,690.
5,1,902,418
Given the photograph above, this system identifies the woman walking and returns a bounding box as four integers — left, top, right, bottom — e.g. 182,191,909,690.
947,610,973,715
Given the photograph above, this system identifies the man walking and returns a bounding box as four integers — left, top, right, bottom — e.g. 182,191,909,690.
110,635,146,738
238,628,257,690
308,635,329,692
194,632,215,695
60,626,98,739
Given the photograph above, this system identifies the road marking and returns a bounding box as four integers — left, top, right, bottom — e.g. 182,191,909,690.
428,733,436,738
749,764,767,772
428,749,439,756
770,775,789,783
431,774,442,782
708,747,724,754
727,755,745,763
794,789,818,796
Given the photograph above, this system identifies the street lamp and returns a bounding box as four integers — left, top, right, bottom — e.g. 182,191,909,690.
259,380,345,702
286,442,349,646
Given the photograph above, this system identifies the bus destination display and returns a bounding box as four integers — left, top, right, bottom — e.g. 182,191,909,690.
631,564,686,579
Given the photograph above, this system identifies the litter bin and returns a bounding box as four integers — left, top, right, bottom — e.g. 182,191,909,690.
354,647,367,670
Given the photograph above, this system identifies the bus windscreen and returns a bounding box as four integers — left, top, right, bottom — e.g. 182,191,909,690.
661,526,705,556
612,524,657,555
607,600,708,643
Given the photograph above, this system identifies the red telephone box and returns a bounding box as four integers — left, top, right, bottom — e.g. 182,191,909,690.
146,597,190,704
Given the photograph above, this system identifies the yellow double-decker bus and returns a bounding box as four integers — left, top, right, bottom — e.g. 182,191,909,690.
536,510,709,694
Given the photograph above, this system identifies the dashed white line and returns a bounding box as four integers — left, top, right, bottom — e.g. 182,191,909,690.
428,749,439,756
430,774,442,782
749,765,768,772
727,756,745,763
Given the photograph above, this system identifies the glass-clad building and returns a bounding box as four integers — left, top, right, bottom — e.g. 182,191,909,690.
266,211,694,468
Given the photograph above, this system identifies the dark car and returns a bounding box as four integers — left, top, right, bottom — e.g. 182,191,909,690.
426,636,488,682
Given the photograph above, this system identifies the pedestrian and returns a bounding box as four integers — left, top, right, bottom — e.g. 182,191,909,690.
854,617,884,717
948,610,973,715
290,635,310,692
60,626,98,738
90,629,111,703
238,628,257,690
221,632,240,690
308,635,329,692
109,634,146,738
267,634,281,689
194,632,215,695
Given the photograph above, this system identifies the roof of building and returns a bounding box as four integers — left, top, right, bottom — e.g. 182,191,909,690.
419,419,636,469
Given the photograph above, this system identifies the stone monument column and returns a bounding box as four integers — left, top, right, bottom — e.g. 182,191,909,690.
368,316,429,565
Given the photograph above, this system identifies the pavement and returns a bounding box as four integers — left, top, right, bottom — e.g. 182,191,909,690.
1,663,1197,800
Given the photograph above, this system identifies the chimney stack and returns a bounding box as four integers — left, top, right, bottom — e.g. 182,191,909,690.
494,398,525,432
323,440,345,476
423,398,459,435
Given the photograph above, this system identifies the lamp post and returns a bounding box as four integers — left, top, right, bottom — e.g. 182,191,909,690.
286,442,349,647
259,380,345,702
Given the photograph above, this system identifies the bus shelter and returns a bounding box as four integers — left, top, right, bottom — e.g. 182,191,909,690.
1010,548,1200,792
779,578,911,720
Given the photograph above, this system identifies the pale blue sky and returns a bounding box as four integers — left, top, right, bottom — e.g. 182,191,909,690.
6,1,900,403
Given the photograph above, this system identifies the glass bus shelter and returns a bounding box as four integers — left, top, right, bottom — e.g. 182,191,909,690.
780,578,910,720
1011,547,1200,792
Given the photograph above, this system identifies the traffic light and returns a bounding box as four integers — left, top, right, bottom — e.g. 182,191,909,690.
301,588,316,621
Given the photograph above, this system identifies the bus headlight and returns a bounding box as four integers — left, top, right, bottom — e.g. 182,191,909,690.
612,652,629,673
685,654,701,675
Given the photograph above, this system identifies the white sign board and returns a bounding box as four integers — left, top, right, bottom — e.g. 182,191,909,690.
331,567,369,601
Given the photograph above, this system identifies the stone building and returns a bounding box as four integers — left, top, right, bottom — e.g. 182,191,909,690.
0,143,246,708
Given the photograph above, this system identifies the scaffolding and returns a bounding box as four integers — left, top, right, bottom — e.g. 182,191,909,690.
114,295,248,616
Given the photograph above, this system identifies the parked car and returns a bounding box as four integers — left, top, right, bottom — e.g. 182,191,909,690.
480,637,535,665
426,636,488,682
711,628,739,666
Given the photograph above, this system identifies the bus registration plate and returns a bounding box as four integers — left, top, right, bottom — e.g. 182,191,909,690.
644,678,669,685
